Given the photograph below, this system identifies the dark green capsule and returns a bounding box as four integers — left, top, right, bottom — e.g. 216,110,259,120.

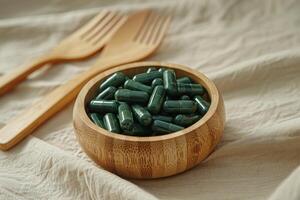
152,115,173,123
118,102,134,130
151,126,169,134
115,89,149,104
147,86,166,114
124,123,153,136
147,67,157,73
163,70,177,96
103,113,121,133
132,71,163,84
158,68,166,72
89,113,105,128
151,78,163,88
194,95,210,115
177,77,192,84
95,86,117,100
173,114,201,127
177,83,205,96
89,100,118,113
152,120,184,133
99,72,126,92
180,95,190,100
124,79,152,94
163,100,197,114
131,104,152,126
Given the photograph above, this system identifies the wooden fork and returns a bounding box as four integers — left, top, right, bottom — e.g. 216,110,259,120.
0,10,127,96
0,10,171,150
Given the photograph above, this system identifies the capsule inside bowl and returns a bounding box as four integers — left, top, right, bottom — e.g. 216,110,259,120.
85,66,211,137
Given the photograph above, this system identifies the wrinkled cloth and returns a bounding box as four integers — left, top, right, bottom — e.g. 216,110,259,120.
1,0,300,199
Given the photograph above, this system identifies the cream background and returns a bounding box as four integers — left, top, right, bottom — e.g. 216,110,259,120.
0,0,300,199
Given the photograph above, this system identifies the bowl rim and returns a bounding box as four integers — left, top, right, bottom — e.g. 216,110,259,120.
74,61,220,142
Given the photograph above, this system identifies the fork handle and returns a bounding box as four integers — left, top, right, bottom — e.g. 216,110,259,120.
0,58,125,150
0,53,60,96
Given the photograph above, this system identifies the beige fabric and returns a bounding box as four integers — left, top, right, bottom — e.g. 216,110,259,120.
1,0,300,199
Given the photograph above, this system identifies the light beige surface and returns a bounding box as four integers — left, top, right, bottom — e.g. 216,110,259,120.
0,0,300,199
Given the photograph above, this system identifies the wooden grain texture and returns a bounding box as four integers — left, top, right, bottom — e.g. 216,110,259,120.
73,61,225,179
0,10,171,151
0,10,127,96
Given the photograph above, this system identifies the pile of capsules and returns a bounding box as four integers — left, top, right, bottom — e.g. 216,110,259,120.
87,67,210,136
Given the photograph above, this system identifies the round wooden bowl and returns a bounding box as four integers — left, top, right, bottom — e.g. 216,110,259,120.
73,61,225,179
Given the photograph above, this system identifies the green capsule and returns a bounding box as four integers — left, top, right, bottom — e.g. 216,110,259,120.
163,70,177,96
177,77,192,84
158,68,166,72
132,71,163,84
124,79,152,94
152,115,173,123
99,72,126,91
147,86,166,114
118,102,134,130
177,83,204,96
147,67,157,73
151,78,163,88
131,104,152,126
115,89,149,104
180,95,190,100
89,100,118,113
124,123,153,136
89,113,105,128
173,114,201,127
194,95,210,115
152,120,184,133
95,86,117,100
103,113,121,133
151,121,172,134
163,100,197,114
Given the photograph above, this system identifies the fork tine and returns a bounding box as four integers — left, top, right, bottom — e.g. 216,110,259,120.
146,15,164,44
144,14,166,44
133,12,171,45
91,14,126,45
71,10,110,37
142,13,161,44
83,12,117,41
133,11,153,42
151,15,171,45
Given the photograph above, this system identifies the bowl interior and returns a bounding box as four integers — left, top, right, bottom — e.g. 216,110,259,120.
79,62,219,142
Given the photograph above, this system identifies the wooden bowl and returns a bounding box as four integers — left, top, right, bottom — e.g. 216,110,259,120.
73,61,225,179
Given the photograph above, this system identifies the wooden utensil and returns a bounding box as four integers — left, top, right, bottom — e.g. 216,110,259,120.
73,61,225,179
0,10,171,150
0,10,127,96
